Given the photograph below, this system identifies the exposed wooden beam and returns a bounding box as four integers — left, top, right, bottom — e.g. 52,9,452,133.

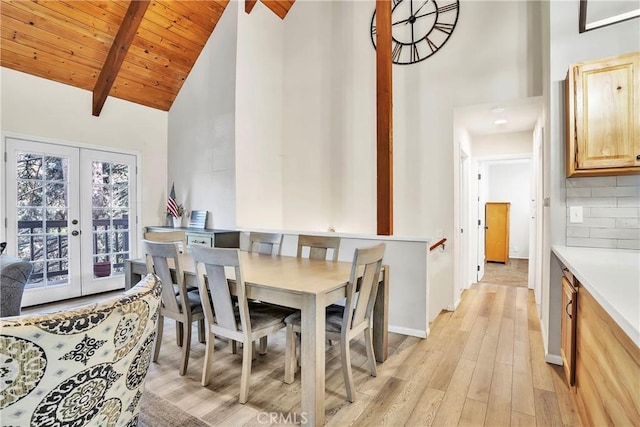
92,0,150,116
245,0,257,14
376,0,393,235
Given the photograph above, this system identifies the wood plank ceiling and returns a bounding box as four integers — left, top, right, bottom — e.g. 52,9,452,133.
0,0,296,115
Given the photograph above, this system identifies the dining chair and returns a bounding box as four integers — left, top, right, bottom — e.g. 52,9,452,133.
284,242,386,403
296,234,341,261
144,230,188,253
143,240,205,376
248,232,283,255
190,245,294,403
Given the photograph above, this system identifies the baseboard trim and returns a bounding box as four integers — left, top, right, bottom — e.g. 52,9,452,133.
389,325,428,338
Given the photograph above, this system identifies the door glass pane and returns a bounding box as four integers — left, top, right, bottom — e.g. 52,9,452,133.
91,161,130,279
15,153,70,289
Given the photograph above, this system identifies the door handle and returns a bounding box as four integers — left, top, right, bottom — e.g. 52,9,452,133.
565,300,572,319
485,226,489,230
71,230,80,236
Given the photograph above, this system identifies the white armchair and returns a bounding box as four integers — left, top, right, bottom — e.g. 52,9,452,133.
0,274,161,426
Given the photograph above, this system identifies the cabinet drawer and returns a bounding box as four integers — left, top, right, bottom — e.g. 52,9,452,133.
187,235,213,247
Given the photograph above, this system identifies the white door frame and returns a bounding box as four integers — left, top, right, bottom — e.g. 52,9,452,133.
2,132,141,305
454,145,543,302
474,154,534,288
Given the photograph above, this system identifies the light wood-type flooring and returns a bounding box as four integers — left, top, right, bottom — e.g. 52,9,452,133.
24,280,579,426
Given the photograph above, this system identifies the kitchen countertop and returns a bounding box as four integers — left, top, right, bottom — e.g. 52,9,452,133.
552,245,640,346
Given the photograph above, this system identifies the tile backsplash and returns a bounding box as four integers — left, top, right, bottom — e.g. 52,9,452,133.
566,176,640,250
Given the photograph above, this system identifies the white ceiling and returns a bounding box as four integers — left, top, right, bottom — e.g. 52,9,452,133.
455,96,543,136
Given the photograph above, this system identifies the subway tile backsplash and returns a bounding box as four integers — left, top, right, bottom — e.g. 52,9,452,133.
566,176,640,250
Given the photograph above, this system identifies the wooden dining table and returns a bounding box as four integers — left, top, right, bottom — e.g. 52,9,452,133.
125,251,389,426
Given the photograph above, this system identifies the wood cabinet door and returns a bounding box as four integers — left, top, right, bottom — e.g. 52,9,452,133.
561,276,577,386
573,53,640,171
485,202,510,264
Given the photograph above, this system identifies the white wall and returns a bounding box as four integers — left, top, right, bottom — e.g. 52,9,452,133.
0,67,168,242
235,3,285,230
281,2,336,232
473,131,536,158
487,161,531,259
274,0,542,314
168,0,238,230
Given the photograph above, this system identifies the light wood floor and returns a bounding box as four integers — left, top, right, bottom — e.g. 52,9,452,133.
135,282,578,426
24,281,579,426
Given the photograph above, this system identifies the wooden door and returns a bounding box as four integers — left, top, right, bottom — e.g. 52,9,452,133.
485,202,510,264
561,276,577,386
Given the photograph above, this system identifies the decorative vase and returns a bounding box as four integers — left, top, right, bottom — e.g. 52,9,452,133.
172,216,182,228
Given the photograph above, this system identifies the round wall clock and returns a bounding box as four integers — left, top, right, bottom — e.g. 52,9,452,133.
371,0,460,65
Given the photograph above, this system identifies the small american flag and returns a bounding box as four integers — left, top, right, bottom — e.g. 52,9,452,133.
167,184,179,217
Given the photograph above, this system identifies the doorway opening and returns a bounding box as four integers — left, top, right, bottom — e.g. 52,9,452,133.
453,96,543,307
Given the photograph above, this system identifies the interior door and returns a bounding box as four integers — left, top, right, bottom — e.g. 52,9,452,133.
80,149,137,295
485,202,510,264
6,138,82,304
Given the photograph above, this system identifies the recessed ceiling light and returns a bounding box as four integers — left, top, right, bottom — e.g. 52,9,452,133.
494,119,508,125
491,107,505,113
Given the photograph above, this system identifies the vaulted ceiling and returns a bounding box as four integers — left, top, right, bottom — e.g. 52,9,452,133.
0,0,296,115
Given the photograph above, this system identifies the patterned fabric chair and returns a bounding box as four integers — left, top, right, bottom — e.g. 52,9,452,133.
0,254,34,317
0,274,161,427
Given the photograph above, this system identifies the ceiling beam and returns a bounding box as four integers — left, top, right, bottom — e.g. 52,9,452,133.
92,0,150,116
245,0,257,14
376,0,393,235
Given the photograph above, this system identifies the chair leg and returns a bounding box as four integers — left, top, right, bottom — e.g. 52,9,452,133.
239,340,253,404
179,321,192,376
252,341,257,360
284,325,296,384
202,331,215,386
231,340,238,354
198,319,206,343
153,314,164,362
340,337,355,403
259,336,268,355
364,327,378,377
176,321,184,347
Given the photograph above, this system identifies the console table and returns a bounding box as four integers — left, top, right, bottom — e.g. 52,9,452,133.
144,226,240,248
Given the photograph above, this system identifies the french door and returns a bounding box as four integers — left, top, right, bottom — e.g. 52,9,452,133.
5,138,137,306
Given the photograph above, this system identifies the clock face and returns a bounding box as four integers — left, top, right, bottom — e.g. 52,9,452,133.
371,0,460,65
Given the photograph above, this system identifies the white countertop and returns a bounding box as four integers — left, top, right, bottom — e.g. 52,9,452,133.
552,245,640,346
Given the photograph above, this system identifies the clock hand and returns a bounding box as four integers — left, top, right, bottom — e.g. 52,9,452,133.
413,8,438,21
405,0,429,25
392,16,413,26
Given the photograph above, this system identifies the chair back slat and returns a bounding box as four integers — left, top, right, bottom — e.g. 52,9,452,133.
344,243,385,332
191,246,246,332
297,235,340,261
143,240,183,314
144,231,187,253
249,232,283,255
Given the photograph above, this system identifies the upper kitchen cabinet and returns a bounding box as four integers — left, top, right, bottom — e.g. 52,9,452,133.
565,52,640,177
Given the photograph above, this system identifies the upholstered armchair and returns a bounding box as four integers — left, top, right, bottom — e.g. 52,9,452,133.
0,255,34,317
0,274,161,426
